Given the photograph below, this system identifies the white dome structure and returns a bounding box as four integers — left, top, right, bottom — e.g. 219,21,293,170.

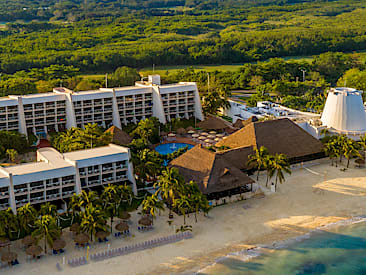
321,87,366,133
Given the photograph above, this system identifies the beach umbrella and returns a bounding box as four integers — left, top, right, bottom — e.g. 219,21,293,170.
188,130,195,134
138,216,152,226
115,222,129,232
186,126,195,131
52,239,66,251
207,135,215,139
192,134,199,138
204,139,213,143
168,133,176,137
200,132,208,136
118,211,131,220
198,136,206,140
209,131,217,134
75,233,89,245
214,138,221,142
22,235,35,247
216,134,224,137
26,245,42,258
1,251,17,263
95,231,109,240
70,223,80,233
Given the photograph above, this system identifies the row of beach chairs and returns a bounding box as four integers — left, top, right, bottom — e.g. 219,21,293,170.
90,231,193,262
114,230,130,238
68,256,87,267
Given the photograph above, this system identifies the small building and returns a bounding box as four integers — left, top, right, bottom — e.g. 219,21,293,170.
197,114,235,132
217,118,324,163
106,126,133,145
170,145,254,201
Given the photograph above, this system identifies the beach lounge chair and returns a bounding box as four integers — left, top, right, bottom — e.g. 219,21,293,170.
56,262,62,271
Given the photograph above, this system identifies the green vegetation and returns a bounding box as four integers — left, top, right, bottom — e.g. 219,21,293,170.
0,131,30,160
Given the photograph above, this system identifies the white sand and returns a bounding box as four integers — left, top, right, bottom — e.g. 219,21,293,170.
2,158,366,275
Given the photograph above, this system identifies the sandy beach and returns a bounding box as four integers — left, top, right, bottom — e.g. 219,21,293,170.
2,158,366,275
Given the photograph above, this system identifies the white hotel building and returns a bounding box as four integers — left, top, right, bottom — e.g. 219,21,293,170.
0,144,136,213
0,75,204,136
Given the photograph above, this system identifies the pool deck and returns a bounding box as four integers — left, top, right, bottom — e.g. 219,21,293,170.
160,136,197,146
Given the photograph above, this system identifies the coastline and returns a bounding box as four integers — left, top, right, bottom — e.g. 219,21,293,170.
3,158,366,275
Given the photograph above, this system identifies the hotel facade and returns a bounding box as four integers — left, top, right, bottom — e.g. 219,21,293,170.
0,75,204,136
0,144,136,213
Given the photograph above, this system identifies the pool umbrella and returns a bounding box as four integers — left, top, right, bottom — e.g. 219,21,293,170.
52,239,66,251
216,134,224,137
138,216,152,226
198,136,206,140
75,233,89,245
200,132,208,136
207,135,215,139
192,134,199,138
26,245,42,258
204,139,213,143
188,130,195,134
22,235,35,247
209,131,217,134
70,223,80,233
168,133,176,137
186,126,195,131
214,138,221,142
115,222,129,232
1,251,17,263
96,231,109,240
119,211,131,220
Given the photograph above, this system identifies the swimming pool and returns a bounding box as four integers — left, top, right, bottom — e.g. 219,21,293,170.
155,143,194,155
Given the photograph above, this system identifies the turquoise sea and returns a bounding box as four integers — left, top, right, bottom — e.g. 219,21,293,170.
197,220,366,275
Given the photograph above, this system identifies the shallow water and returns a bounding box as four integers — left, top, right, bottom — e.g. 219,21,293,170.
198,222,366,275
155,143,194,155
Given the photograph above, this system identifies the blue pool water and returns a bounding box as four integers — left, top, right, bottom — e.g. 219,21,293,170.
198,221,366,275
155,143,194,155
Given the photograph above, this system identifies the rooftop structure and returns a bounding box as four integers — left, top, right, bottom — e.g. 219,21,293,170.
170,145,254,200
321,87,366,133
0,75,204,136
217,118,324,163
0,144,136,213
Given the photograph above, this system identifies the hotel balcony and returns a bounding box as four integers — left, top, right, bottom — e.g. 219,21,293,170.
0,108,5,114
0,116,6,121
0,203,10,210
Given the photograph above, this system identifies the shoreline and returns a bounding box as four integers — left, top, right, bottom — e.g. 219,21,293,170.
194,215,366,275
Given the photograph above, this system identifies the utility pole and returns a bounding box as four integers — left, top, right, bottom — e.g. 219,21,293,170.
105,73,108,88
300,69,306,82
207,73,210,92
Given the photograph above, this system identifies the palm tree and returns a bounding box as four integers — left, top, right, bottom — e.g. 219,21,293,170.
79,190,99,208
271,153,292,189
0,208,18,241
132,149,162,183
154,167,184,217
68,193,82,225
6,149,18,163
32,215,61,253
39,202,57,217
342,137,360,168
141,194,165,223
101,184,121,232
247,146,269,180
80,204,108,241
185,181,208,223
17,203,37,235
173,195,191,225
324,140,337,166
264,155,275,187
358,134,366,158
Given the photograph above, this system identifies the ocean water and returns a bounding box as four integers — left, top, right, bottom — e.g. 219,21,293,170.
198,221,366,275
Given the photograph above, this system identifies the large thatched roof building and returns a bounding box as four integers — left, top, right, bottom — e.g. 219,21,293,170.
217,118,324,163
197,114,235,131
233,116,258,129
106,126,133,145
170,145,254,199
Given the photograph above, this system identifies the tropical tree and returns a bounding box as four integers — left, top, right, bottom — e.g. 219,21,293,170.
247,146,269,180
80,204,108,241
32,215,61,253
68,193,82,225
264,155,275,187
154,167,185,217
141,194,165,223
0,208,18,240
202,88,230,115
358,134,366,158
324,140,337,166
132,149,163,183
270,153,292,188
186,181,210,222
17,203,37,235
79,190,99,208
101,184,121,232
39,202,57,217
173,195,191,225
131,118,159,144
342,137,360,168
6,149,18,163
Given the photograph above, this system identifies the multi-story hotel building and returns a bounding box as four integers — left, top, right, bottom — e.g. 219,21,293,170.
0,75,204,136
0,144,136,213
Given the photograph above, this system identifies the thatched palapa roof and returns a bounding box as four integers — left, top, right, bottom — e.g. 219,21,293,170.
106,126,133,145
170,145,254,195
217,118,323,160
233,116,258,129
197,115,234,131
